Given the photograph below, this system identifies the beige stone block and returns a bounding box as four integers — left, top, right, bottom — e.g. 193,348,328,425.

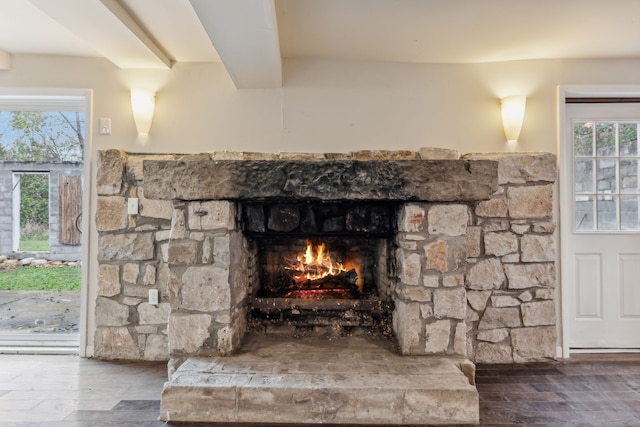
170,207,187,239
453,322,467,355
393,300,422,354
511,326,556,362
127,153,175,180
397,250,421,286
425,240,448,273
399,204,426,232
478,307,521,330
423,274,440,288
139,302,171,325
518,291,533,302
475,342,513,363
491,295,521,307
484,232,518,257
94,326,140,360
434,287,466,320
98,232,155,261
535,288,555,300
188,201,235,231
95,297,130,326
139,188,173,220
511,224,530,234
96,149,126,195
475,198,508,218
465,226,482,258
428,204,468,236
143,264,157,285
521,234,555,262
97,264,120,297
532,221,555,233
477,328,509,343
168,240,199,265
399,285,432,302
463,152,556,185
505,263,556,289
481,219,510,232
425,320,451,353
122,263,139,284
507,185,553,219
181,266,231,312
443,274,464,288
96,196,127,231
466,258,505,290
418,147,460,160
213,236,230,265
169,313,213,355
521,301,556,326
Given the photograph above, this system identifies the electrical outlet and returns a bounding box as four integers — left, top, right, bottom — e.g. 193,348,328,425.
148,289,159,305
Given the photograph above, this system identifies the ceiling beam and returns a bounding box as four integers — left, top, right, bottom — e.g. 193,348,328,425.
190,0,282,88
28,0,172,69
0,49,11,70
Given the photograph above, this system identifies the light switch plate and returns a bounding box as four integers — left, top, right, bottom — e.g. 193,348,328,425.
127,198,139,215
148,289,159,305
99,118,111,135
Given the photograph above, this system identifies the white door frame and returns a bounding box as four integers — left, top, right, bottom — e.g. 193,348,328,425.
0,88,93,356
558,85,640,358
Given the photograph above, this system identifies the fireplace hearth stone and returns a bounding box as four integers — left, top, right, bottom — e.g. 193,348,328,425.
160,335,479,425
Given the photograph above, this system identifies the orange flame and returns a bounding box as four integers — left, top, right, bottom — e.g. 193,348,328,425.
286,241,346,283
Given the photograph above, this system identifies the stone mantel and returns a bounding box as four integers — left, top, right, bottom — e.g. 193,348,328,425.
142,159,499,202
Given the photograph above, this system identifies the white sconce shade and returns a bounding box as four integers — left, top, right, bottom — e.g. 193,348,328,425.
130,89,156,135
501,95,526,143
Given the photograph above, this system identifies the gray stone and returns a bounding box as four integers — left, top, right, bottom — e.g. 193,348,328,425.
267,205,300,232
170,207,187,239
518,291,533,302
168,313,213,355
213,236,230,265
481,219,510,232
96,196,127,231
428,204,468,236
434,287,466,320
144,334,169,361
181,266,231,313
511,224,530,234
463,152,556,185
122,263,139,284
532,221,555,233
466,290,491,312
491,295,521,307
505,263,556,289
535,288,555,300
484,232,518,257
475,342,513,363
143,159,498,202
478,307,521,330
398,285,432,302
521,234,555,262
393,300,422,354
425,320,451,353
143,265,157,285
477,329,509,343
94,326,140,360
423,274,440,288
98,232,155,261
511,326,556,362
466,258,505,290
96,149,126,195
507,185,553,219
453,322,467,356
521,301,556,326
139,189,173,220
443,274,464,288
95,297,129,326
139,302,171,325
97,264,120,297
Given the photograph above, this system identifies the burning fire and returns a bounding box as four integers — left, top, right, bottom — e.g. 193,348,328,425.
286,241,346,283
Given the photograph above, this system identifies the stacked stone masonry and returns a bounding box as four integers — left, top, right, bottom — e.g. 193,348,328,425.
94,148,557,364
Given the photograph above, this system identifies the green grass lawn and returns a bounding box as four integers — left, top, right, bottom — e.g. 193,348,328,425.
19,231,50,252
0,266,80,291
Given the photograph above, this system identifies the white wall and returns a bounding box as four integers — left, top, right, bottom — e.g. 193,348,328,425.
2,54,640,354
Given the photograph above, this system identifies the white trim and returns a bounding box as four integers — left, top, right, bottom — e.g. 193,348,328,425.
0,88,92,357
557,85,640,359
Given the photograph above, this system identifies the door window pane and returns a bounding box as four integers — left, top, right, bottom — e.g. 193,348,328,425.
620,159,639,194
597,196,618,231
621,196,640,231
575,195,595,231
596,122,617,157
575,160,595,193
574,122,594,156
619,122,638,156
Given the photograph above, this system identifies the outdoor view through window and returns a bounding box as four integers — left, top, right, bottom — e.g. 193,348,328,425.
0,110,84,343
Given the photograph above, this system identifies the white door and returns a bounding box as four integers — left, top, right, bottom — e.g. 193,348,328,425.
563,103,640,350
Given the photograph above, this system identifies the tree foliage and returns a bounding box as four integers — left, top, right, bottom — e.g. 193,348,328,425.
0,111,84,162
19,174,49,230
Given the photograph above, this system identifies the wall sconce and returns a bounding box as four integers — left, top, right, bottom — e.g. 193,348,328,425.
501,95,526,143
130,88,156,135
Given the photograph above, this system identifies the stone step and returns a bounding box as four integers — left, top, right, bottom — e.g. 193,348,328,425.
160,335,479,425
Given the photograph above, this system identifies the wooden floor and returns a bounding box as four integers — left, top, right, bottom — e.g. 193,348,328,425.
474,353,640,426
0,353,638,426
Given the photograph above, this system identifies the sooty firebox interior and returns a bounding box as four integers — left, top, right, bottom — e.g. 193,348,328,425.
242,201,397,334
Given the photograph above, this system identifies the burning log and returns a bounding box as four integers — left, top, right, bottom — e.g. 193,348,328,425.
287,269,358,291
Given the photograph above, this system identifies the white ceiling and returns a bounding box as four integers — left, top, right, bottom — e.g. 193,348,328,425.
1,0,639,88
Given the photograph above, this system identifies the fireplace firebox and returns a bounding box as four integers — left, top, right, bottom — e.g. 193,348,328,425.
242,201,397,334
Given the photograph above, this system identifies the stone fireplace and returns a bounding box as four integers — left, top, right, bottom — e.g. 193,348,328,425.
93,148,557,424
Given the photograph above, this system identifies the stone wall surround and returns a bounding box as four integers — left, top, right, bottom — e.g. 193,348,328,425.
94,148,557,364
